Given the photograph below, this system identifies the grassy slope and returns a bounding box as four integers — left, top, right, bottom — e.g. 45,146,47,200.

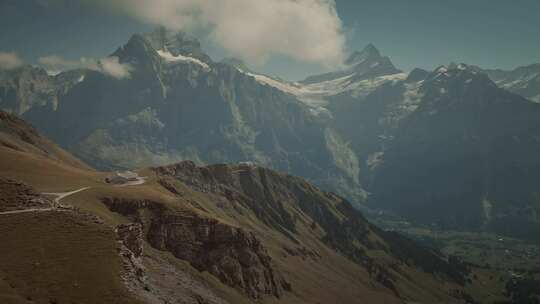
0,212,138,304
0,115,144,304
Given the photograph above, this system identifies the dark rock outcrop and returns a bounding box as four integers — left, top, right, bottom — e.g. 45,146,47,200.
103,197,289,299
0,178,52,212
148,214,289,299
115,223,148,299
116,223,144,258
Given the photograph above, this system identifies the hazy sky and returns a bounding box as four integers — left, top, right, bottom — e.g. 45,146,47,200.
1,0,540,80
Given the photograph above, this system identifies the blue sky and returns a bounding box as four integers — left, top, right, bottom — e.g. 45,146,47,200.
1,0,539,80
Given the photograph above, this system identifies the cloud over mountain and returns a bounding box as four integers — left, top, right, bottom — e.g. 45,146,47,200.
38,55,132,78
86,0,346,67
0,52,23,70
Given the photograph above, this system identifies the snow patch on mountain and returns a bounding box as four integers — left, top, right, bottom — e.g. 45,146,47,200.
377,80,425,127
495,73,540,90
245,71,302,95
349,73,407,98
241,67,406,112
157,50,210,70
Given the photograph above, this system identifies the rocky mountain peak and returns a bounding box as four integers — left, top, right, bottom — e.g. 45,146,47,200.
427,63,495,87
301,44,400,84
0,65,51,85
412,63,515,113
476,63,540,102
406,68,430,82
112,28,213,68
345,43,381,66
113,33,159,62
220,57,253,73
143,27,201,55
142,27,212,63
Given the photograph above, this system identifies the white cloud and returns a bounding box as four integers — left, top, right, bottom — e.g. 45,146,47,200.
0,52,24,70
38,55,83,71
87,0,346,67
97,56,132,79
38,55,132,79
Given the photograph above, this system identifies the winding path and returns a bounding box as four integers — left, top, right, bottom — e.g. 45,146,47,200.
0,172,146,216
0,187,91,216
43,187,92,204
0,208,58,215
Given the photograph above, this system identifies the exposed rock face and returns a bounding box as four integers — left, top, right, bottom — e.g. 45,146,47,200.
0,178,52,212
116,223,144,258
148,215,289,299
140,253,229,304
103,197,289,299
0,66,84,115
114,223,148,299
0,66,56,115
141,27,212,64
115,223,149,303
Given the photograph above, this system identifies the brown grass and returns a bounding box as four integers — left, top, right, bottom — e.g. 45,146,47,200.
0,147,103,192
0,211,142,304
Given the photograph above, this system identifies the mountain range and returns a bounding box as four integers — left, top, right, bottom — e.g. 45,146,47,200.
1,28,540,241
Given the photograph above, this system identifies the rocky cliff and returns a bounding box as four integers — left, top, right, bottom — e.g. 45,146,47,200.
103,197,289,299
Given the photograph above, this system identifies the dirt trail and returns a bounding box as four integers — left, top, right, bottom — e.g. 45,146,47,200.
43,187,92,204
1,172,147,216
0,208,59,215
0,187,90,216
